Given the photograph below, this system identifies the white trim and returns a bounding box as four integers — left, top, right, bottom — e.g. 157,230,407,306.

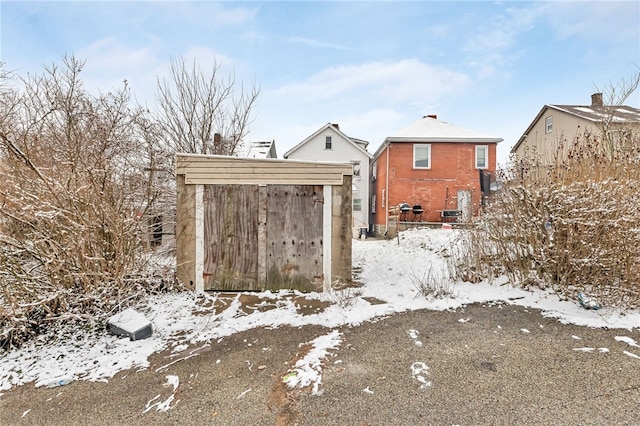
195,185,204,293
545,116,553,134
323,185,332,293
413,144,431,169
475,145,489,169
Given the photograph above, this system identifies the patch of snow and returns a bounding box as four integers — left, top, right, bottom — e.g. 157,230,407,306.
236,388,251,399
410,361,432,389
143,375,180,413
1,228,640,391
282,330,342,395
614,336,640,348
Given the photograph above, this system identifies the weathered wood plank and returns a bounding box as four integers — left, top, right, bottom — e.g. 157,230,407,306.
257,185,267,289
332,176,353,285
265,185,324,292
175,175,196,290
203,184,259,290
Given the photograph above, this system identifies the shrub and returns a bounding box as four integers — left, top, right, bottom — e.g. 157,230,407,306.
0,57,177,349
454,127,640,309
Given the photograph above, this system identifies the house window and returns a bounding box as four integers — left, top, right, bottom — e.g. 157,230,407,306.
371,162,377,181
371,194,376,214
351,161,361,177
325,136,332,150
545,116,553,134
381,189,386,208
353,198,362,212
413,144,431,169
475,145,488,169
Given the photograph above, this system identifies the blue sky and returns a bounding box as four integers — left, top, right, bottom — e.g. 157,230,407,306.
1,1,639,164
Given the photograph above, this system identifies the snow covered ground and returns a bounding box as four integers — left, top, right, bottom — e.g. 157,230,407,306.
1,228,639,396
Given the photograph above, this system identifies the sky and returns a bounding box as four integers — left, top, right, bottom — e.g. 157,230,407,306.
2,227,639,395
1,1,639,165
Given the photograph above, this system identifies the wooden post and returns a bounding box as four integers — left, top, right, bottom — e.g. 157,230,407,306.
257,185,267,289
194,184,204,292
175,175,196,290
331,176,353,286
323,185,332,293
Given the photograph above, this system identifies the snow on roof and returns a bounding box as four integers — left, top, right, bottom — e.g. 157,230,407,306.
550,105,640,124
239,140,277,158
386,116,503,143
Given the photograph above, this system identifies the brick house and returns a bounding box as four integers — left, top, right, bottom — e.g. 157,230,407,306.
370,115,502,235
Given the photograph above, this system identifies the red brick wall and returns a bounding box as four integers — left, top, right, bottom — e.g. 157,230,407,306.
371,142,497,224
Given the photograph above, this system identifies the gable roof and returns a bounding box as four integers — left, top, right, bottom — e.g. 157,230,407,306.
511,103,640,153
373,116,503,159
284,123,373,159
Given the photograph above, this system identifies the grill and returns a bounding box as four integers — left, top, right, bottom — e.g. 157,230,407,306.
399,202,411,222
412,204,424,222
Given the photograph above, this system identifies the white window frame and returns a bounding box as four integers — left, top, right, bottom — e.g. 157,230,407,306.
353,198,362,212
371,194,376,214
413,144,431,169
325,136,332,150
381,189,386,208
545,116,553,134
351,160,361,177
475,145,488,169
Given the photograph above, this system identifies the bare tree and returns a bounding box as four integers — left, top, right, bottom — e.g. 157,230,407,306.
155,56,259,155
595,68,640,158
0,56,173,349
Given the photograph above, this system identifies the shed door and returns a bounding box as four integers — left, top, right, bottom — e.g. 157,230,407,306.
203,184,259,290
202,184,324,292
265,185,324,292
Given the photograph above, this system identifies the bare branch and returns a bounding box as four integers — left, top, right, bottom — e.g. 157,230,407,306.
155,55,260,155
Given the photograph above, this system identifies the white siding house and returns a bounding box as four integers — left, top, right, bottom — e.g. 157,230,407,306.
284,123,373,235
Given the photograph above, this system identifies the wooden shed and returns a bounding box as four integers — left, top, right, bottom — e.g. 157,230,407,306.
175,154,353,293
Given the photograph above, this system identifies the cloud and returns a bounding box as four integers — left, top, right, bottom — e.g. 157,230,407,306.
174,2,258,27
79,37,157,72
461,6,540,78
76,38,244,107
75,37,162,101
538,1,639,41
287,36,353,51
274,59,470,105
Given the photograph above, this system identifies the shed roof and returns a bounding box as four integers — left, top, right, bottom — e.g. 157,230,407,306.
176,153,352,185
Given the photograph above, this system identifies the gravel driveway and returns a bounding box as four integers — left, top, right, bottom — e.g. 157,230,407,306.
1,302,639,425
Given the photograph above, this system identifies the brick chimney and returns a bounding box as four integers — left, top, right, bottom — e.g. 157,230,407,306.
423,114,437,119
331,123,340,130
591,93,603,107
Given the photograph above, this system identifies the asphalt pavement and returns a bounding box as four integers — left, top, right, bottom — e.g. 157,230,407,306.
1,302,639,425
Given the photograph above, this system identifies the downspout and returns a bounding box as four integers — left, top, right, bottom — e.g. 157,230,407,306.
384,143,390,235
